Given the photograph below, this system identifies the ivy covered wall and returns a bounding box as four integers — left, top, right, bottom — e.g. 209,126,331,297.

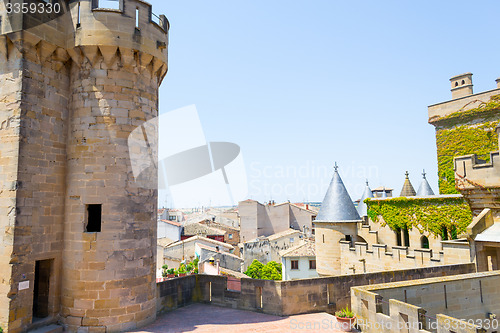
431,95,500,194
366,196,472,239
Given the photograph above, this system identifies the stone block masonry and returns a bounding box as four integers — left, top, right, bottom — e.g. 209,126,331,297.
0,0,169,331
156,263,475,317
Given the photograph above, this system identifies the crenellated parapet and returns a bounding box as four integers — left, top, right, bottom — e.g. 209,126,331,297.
455,151,500,190
0,0,169,81
340,240,471,275
454,126,500,214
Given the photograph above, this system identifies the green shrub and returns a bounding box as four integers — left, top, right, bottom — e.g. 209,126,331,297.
161,264,169,277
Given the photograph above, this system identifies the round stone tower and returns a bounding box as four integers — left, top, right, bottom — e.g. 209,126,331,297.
314,165,362,276
61,1,168,331
0,0,168,331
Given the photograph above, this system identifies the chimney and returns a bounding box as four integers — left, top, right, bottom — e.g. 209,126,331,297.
496,78,500,89
450,73,473,99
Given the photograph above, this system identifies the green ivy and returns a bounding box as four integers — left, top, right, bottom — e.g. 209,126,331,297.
366,196,472,239
436,121,498,194
430,94,500,194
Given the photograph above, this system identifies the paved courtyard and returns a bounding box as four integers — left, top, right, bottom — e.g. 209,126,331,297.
132,303,355,332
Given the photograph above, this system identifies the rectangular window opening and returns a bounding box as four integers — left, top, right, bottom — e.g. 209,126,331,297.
135,7,140,28
396,228,402,246
86,204,102,232
309,260,316,270
76,2,81,27
291,260,299,270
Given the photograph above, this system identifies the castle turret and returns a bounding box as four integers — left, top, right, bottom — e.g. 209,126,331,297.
0,0,169,331
356,181,373,219
416,170,435,196
314,164,361,276
400,171,416,197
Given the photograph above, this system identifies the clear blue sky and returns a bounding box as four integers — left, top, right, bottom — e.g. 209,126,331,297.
151,0,500,206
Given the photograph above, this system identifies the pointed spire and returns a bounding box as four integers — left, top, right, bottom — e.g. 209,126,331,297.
316,164,361,222
400,171,416,197
416,169,435,196
357,180,374,217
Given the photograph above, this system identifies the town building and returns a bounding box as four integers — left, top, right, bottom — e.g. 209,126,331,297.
182,222,226,243
159,209,184,223
241,229,303,270
159,236,234,272
199,219,241,255
238,200,316,243
196,243,243,273
280,240,318,281
157,219,182,241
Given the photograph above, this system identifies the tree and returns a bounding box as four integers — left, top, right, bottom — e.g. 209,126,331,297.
244,259,264,279
244,260,281,280
261,261,282,280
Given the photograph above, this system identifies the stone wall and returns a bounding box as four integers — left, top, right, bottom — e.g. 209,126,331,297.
156,263,475,317
352,270,500,333
339,240,471,275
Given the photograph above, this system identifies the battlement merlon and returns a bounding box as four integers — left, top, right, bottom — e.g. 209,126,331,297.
454,151,500,190
0,0,168,69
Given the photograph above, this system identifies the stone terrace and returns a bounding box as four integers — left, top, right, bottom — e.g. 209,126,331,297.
132,303,356,333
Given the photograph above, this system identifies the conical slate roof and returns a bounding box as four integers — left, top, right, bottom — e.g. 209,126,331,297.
316,165,361,222
400,171,416,197
357,181,374,217
416,170,435,196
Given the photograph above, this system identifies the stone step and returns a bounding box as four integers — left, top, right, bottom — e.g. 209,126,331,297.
28,324,63,333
